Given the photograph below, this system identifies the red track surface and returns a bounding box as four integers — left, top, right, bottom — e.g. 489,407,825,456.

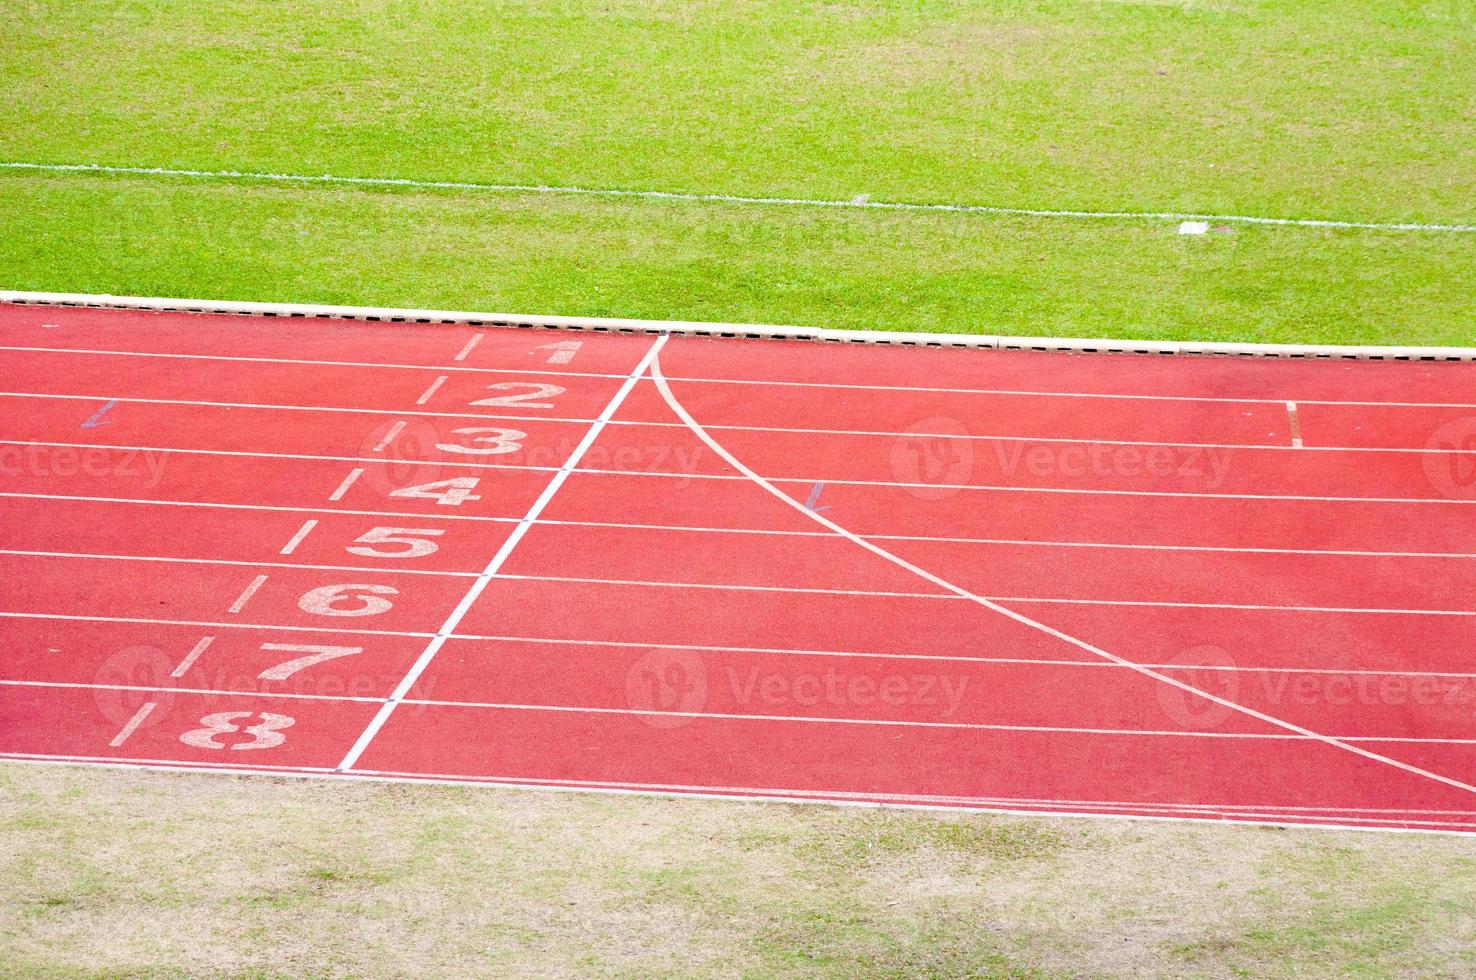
4,302,1476,833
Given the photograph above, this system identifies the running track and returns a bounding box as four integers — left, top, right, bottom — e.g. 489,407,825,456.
3,301,1476,834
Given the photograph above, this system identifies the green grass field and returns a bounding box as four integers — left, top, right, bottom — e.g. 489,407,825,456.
2,0,1473,344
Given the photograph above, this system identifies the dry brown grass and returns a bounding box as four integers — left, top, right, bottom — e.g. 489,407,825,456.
3,762,1475,977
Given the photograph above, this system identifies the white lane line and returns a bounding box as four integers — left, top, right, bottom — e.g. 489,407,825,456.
391,698,1476,743
455,632,1476,679
5,755,1473,835
1287,401,1304,448
2,679,380,703
5,489,1476,559
453,334,482,362
370,421,407,452
328,468,364,501
5,389,1474,455
0,344,616,380
108,702,158,747
0,548,477,577
0,491,518,523
0,439,558,474
10,344,1476,410
170,637,214,677
494,571,1476,616
227,574,269,614
279,519,318,555
415,375,447,405
6,160,1473,233
4,437,1472,504
650,355,1476,801
335,332,672,772
10,677,1475,743
0,610,432,636
4,609,1474,679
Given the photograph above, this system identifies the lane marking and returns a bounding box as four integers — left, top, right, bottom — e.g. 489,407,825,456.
370,420,406,452
6,490,1476,560
108,702,158,747
650,354,1476,801
453,334,482,362
5,160,1473,233
328,467,364,501
8,344,1476,410
6,389,1474,455
0,548,477,577
494,571,1476,616
0,610,432,636
6,609,1476,679
5,755,1474,834
79,399,117,429
1287,401,1304,448
227,574,269,614
0,491,519,523
335,332,672,772
0,344,615,380
9,678,1476,744
170,636,214,677
3,438,1472,504
415,375,447,405
279,519,318,555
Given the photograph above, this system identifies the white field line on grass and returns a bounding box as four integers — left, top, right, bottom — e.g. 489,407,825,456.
4,160,1475,234
649,354,1476,801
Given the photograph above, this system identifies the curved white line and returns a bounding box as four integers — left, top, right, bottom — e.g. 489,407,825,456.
5,161,1474,233
649,355,1476,800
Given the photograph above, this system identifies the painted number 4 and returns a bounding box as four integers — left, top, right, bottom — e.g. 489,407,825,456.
180,711,294,751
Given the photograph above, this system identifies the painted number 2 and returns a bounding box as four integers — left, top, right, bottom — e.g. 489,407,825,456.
180,711,295,750
471,382,566,409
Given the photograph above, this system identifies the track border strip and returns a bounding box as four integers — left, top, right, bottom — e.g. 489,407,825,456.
5,290,1475,362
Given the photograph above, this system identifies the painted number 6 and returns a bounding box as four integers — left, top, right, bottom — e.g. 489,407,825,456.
298,584,398,617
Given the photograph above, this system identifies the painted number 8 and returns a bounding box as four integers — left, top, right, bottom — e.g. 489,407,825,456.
179,711,295,750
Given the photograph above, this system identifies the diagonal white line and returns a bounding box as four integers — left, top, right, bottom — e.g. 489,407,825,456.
334,333,671,771
649,356,1476,800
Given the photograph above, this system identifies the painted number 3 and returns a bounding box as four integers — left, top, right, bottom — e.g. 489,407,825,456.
180,711,295,751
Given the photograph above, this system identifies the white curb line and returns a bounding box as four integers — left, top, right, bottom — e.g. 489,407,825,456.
3,290,1474,361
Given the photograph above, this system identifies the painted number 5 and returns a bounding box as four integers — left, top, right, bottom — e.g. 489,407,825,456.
347,527,445,559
